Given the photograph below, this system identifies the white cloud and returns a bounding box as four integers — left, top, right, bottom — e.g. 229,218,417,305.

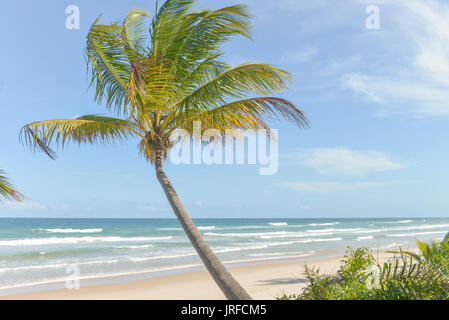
285,147,405,176
193,201,204,208
281,46,320,63
279,181,389,193
345,0,449,117
344,73,449,117
1,201,70,212
2,201,46,210
249,0,328,14
128,201,168,212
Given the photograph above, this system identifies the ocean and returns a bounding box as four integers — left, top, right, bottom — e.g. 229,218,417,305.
1,217,448,295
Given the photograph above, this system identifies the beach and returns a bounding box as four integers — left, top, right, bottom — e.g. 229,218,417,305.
0,218,445,297
1,250,398,300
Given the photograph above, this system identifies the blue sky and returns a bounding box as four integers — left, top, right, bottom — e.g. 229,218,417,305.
1,0,448,218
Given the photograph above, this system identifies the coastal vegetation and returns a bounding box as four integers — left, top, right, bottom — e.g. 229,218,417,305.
19,0,308,300
280,234,449,300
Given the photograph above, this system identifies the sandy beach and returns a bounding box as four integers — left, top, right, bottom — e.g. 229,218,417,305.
1,250,399,300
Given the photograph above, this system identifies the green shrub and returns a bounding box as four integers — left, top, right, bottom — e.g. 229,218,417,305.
280,235,449,300
401,233,449,273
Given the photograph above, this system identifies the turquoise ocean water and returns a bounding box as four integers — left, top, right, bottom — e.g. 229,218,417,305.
1,217,448,295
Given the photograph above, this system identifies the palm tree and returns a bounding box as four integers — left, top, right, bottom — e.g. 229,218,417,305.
20,0,309,300
0,170,24,202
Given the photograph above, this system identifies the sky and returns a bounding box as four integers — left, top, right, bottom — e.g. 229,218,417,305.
0,0,449,219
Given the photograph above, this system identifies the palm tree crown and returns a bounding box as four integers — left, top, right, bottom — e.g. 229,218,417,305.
20,0,308,160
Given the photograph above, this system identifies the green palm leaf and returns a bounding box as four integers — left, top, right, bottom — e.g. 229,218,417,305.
0,170,24,202
85,19,134,114
173,63,291,112
174,97,309,133
20,115,142,159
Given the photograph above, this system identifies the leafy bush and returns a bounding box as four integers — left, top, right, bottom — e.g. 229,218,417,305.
401,233,449,273
280,235,449,300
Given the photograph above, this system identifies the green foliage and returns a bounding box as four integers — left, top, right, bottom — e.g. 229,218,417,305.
280,241,449,300
0,170,24,202
392,234,449,273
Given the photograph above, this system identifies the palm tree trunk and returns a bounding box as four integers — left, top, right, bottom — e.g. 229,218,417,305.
154,150,252,300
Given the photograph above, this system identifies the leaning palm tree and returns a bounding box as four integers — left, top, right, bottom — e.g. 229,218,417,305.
20,0,309,300
0,170,24,202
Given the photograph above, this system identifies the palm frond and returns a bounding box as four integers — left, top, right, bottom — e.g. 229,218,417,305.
127,57,178,112
173,63,292,112
20,115,142,158
85,18,134,115
173,97,309,133
150,0,195,58
170,4,251,79
121,8,150,56
0,170,24,202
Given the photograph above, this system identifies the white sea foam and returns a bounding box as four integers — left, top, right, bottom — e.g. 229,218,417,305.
197,226,215,230
306,228,335,233
33,228,103,233
335,228,362,232
276,237,343,244
400,224,449,231
224,253,316,264
260,232,333,239
379,242,409,250
356,236,374,241
0,253,200,273
386,220,413,224
389,231,447,238
116,244,155,249
128,253,197,262
354,223,449,235
0,263,205,291
204,230,336,239
0,236,173,247
308,237,342,242
248,250,316,257
355,229,383,234
308,222,340,226
204,231,288,238
268,222,288,226
215,245,271,253
0,258,123,273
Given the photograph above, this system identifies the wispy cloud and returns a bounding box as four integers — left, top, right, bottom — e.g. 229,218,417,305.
2,201,46,210
344,0,449,117
193,201,204,208
279,181,389,193
127,201,169,212
248,0,328,14
281,46,320,64
1,201,69,211
284,147,405,176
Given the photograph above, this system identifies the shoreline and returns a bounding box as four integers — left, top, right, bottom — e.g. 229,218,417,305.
0,249,400,300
